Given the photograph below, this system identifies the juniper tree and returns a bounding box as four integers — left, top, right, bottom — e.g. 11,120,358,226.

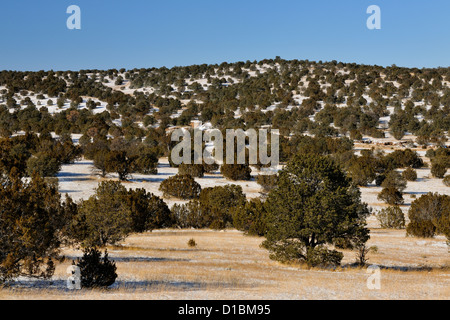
377,206,406,229
402,167,418,182
431,156,448,179
125,188,174,233
0,173,73,282
199,185,246,230
378,187,405,205
69,181,132,247
232,198,267,236
221,164,252,181
407,193,450,246
75,248,117,289
26,151,62,177
178,163,205,178
378,170,407,205
105,150,137,181
262,152,370,267
159,174,201,200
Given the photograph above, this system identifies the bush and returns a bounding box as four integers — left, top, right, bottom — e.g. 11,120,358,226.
221,164,252,181
178,163,205,178
402,167,417,182
171,200,207,229
159,174,201,200
407,193,450,241
381,170,407,191
172,185,246,230
347,157,377,186
69,181,132,247
232,198,267,236
425,149,436,159
376,206,406,229
132,149,158,175
187,239,197,248
384,149,424,169
125,188,174,233
199,185,246,229
431,158,448,178
75,248,117,289
256,174,278,195
378,187,404,205
203,162,219,173
443,175,450,187
306,247,344,269
26,152,62,177
0,174,72,282
105,150,136,181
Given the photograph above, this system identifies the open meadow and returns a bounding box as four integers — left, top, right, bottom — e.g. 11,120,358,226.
1,228,448,300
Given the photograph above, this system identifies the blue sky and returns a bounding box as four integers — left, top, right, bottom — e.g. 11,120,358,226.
0,0,448,71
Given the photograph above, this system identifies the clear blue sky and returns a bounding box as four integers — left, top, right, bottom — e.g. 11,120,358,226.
0,0,448,71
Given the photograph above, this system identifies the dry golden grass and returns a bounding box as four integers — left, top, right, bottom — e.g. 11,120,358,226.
0,227,448,300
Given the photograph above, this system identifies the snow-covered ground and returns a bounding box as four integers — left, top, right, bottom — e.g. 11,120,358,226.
57,158,263,208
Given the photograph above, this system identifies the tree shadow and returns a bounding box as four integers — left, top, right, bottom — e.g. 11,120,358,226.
64,256,190,263
64,162,93,166
58,171,93,183
406,191,428,196
128,177,167,184
59,190,81,194
200,175,224,180
342,263,436,272
5,278,247,293
58,172,88,178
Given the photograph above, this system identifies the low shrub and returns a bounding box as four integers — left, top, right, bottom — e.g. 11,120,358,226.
75,248,117,289
376,206,406,229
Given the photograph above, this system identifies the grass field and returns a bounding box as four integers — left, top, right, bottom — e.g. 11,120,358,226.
1,227,448,300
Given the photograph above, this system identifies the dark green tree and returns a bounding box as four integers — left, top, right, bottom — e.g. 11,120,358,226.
232,198,267,236
159,174,201,200
378,187,404,205
431,156,448,179
0,173,72,282
199,185,247,229
402,167,418,182
407,193,450,245
125,188,174,233
221,164,252,181
262,152,370,267
69,181,132,247
105,150,137,181
75,248,117,289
